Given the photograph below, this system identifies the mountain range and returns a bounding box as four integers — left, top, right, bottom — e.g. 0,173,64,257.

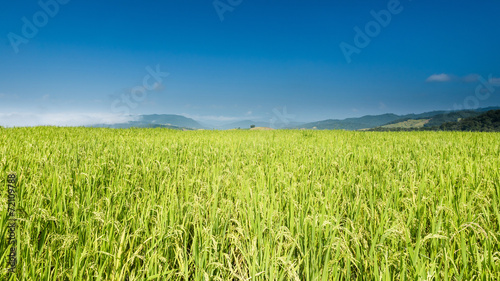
89,107,500,131
93,114,205,130
294,107,500,130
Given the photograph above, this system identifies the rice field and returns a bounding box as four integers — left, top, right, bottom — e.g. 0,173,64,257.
1,127,499,280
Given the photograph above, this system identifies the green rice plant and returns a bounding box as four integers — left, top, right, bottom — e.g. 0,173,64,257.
0,127,499,280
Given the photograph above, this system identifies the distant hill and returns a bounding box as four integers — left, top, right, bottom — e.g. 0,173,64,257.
250,127,274,131
474,106,500,113
215,120,305,130
381,119,431,129
440,110,500,131
382,110,483,129
216,120,272,130
139,114,204,128
296,107,500,130
424,111,483,127
93,114,205,130
370,110,500,132
88,107,500,131
295,113,402,130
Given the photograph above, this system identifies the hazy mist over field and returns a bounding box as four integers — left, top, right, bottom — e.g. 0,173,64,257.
1,0,499,126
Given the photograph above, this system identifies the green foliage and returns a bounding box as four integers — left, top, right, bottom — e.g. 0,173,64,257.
1,128,499,279
300,108,500,130
381,119,430,129
372,110,500,132
298,114,400,130
424,110,482,128
440,110,500,132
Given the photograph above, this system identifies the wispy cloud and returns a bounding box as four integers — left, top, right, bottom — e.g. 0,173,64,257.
0,113,136,127
426,73,493,83
489,77,500,86
0,93,19,99
151,82,164,91
426,73,454,82
461,73,480,83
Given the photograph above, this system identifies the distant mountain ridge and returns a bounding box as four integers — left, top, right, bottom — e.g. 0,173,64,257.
440,110,500,131
93,114,205,130
214,120,271,130
294,107,500,130
139,114,204,128
214,120,305,130
294,113,400,130
89,107,500,130
382,111,482,128
370,110,500,132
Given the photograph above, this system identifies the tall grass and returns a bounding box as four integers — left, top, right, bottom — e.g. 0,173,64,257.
0,127,499,280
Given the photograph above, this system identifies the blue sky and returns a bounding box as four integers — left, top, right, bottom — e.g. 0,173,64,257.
1,0,499,126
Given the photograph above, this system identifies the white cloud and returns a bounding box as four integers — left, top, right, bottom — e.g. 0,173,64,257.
426,73,454,82
0,113,136,127
426,73,497,84
152,82,164,91
489,77,500,86
461,73,480,83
